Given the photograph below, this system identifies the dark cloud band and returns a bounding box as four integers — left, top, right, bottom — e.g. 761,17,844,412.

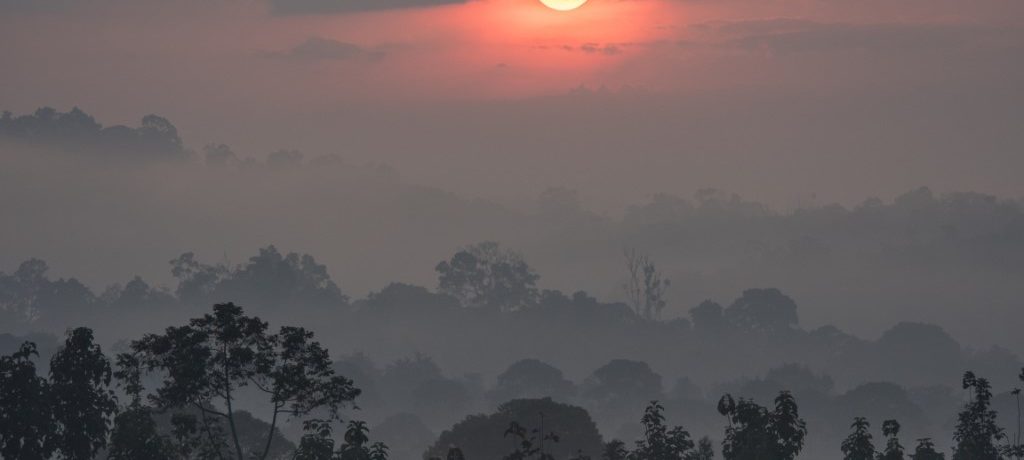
268,0,470,15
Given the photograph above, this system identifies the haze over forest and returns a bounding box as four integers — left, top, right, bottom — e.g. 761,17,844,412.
3,0,1024,459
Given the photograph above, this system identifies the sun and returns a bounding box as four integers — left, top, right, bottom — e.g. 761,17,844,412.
539,0,588,12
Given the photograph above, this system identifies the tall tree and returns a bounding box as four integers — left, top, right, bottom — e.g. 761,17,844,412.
49,327,118,460
107,353,176,460
629,401,694,460
106,406,175,460
879,420,905,460
128,302,361,460
840,417,875,460
622,249,670,320
717,391,807,460
910,438,945,460
1005,373,1024,460
435,242,539,311
952,371,1004,460
0,342,55,460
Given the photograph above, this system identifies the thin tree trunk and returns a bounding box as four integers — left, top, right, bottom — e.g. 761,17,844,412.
260,404,281,460
195,402,227,460
224,345,245,460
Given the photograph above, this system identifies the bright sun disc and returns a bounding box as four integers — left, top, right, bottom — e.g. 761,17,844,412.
539,0,588,12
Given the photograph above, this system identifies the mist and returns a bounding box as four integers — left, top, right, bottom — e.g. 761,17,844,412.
3,1,1024,459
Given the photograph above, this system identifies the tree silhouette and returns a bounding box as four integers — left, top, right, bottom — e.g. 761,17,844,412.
427,398,601,460
629,401,694,460
490,359,576,403
603,440,629,460
952,371,1004,460
1004,372,1024,460
338,420,389,460
840,417,875,460
0,342,55,459
910,438,945,460
503,417,559,460
169,247,347,310
435,242,539,311
689,300,726,333
724,289,799,335
581,359,663,418
717,391,807,460
878,419,905,460
106,405,175,460
293,420,387,460
295,420,337,460
691,437,714,460
48,327,118,460
447,447,467,460
126,302,361,460
623,249,670,320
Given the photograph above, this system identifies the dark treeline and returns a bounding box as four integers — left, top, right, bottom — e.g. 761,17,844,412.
3,302,1024,460
0,107,186,162
3,242,1024,457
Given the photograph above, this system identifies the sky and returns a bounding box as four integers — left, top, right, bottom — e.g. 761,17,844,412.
5,4,1024,452
2,0,1023,209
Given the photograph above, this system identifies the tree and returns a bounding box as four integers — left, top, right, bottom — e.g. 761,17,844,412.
910,439,945,460
169,252,227,305
952,371,1004,460
447,447,467,460
169,247,347,310
490,359,576,403
338,421,389,460
138,114,184,156
370,413,435,460
106,406,175,460
435,242,539,311
127,302,361,460
629,401,694,460
0,342,55,460
293,420,387,460
0,258,97,327
48,327,118,460
623,249,670,320
689,301,725,333
723,289,799,334
295,420,337,460
879,420,905,460
503,417,559,460
604,440,629,460
109,353,194,460
717,391,806,460
840,417,875,460
1004,373,1024,460
426,398,603,460
690,437,714,460
581,360,663,417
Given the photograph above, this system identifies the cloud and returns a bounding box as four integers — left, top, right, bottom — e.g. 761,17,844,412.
579,43,622,56
268,36,386,61
267,0,470,15
691,18,1022,54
